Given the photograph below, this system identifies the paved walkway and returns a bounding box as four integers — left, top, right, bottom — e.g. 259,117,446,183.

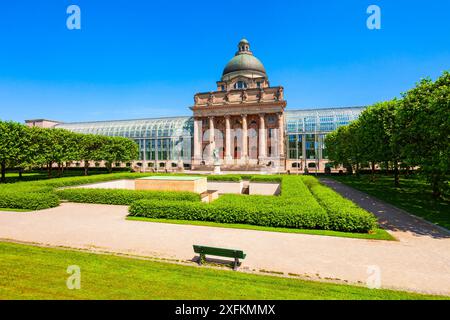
0,182,449,295
319,178,450,239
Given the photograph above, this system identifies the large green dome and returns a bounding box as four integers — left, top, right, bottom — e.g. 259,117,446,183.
222,54,266,76
221,39,267,79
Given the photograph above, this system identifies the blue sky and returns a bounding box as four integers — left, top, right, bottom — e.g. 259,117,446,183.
1,0,449,123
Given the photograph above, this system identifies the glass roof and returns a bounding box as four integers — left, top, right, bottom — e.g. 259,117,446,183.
56,116,193,139
285,107,365,134
55,107,365,138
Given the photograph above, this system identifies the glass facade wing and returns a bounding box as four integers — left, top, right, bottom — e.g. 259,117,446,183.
56,117,194,163
285,107,365,161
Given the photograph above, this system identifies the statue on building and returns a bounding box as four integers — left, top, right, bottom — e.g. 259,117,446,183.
208,93,215,105
257,88,264,102
194,95,200,105
275,87,284,101
241,90,248,102
224,92,230,104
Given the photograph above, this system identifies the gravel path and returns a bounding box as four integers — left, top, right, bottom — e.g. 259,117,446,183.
0,183,449,296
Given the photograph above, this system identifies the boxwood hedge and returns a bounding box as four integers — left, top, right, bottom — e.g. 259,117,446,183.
0,191,60,210
55,188,200,205
301,176,378,232
129,176,331,230
128,176,378,233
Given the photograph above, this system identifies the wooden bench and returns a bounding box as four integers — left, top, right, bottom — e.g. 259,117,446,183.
193,245,246,271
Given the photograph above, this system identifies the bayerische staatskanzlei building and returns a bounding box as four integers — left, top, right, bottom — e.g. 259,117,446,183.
26,39,364,172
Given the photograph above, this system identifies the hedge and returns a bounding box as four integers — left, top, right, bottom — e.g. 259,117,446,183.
249,176,283,183
55,188,200,205
129,198,329,229
0,192,60,210
128,176,378,233
129,176,330,230
206,175,242,182
301,176,378,232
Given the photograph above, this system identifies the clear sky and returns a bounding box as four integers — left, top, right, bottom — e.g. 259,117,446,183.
1,0,449,123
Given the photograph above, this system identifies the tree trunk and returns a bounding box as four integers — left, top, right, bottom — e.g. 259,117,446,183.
393,161,400,187
431,174,442,199
57,163,62,177
0,161,6,183
384,161,389,175
19,168,23,179
371,162,376,181
47,162,53,178
84,162,89,176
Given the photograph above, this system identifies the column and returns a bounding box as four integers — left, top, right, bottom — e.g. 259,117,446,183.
209,116,215,163
193,118,202,162
224,115,232,162
241,114,248,162
277,113,285,158
258,113,266,161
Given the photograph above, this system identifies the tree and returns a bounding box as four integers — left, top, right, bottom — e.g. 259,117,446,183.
396,72,450,197
0,121,30,182
102,137,139,173
78,134,106,175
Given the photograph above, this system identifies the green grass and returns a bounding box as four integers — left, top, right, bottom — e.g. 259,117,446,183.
127,216,395,241
0,208,32,212
330,175,450,230
0,241,443,300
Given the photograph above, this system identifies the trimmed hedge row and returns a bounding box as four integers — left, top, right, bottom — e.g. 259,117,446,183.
206,175,242,182
249,176,283,183
55,188,200,205
128,176,378,233
0,192,60,210
129,198,329,229
129,177,331,230
0,173,199,210
301,176,378,232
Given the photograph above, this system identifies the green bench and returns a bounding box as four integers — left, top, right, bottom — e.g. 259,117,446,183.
193,245,246,271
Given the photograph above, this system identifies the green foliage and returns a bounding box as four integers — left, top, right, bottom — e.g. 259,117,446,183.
0,191,59,210
0,120,141,180
250,175,283,183
55,188,200,205
129,176,378,233
325,70,450,197
206,175,242,182
302,176,378,232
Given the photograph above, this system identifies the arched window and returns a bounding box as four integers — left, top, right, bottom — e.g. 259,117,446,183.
234,81,247,89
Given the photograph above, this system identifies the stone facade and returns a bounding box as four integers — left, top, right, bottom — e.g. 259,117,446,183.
191,39,287,171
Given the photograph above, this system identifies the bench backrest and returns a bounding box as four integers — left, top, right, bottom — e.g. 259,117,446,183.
193,245,246,259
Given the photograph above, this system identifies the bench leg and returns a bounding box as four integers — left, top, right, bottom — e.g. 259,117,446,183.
233,258,239,271
198,254,205,266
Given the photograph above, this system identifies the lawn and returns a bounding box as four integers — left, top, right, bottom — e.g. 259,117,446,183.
0,241,445,300
330,175,450,230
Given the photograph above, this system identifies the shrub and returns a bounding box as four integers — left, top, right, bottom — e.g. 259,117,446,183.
206,175,242,182
250,175,282,183
55,188,200,205
301,176,378,232
0,192,59,210
129,198,329,230
129,176,330,230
